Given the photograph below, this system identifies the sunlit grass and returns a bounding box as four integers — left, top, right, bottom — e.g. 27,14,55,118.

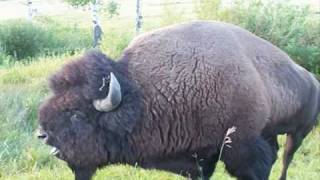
0,55,73,86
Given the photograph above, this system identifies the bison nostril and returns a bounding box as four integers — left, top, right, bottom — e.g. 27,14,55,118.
37,133,48,139
36,129,48,139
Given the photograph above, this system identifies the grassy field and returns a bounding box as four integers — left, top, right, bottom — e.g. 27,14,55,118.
0,0,319,179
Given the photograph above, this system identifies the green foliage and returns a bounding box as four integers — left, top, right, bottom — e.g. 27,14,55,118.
41,20,91,56
104,0,120,18
0,87,49,175
64,0,92,6
0,55,70,85
0,18,91,64
228,0,320,73
194,0,223,20
0,47,12,66
195,0,320,74
0,55,73,177
0,20,51,60
160,0,187,26
100,25,134,59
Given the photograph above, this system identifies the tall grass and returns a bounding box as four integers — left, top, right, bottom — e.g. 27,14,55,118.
0,87,51,175
0,55,73,86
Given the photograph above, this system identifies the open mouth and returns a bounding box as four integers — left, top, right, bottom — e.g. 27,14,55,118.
50,147,60,156
36,128,61,157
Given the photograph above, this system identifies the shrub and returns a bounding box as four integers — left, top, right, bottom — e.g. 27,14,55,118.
105,0,120,18
0,18,91,62
0,20,50,60
0,47,12,66
63,0,91,6
45,22,91,56
195,0,320,74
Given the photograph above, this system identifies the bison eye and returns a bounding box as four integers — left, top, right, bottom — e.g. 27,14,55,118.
70,114,80,124
70,111,87,124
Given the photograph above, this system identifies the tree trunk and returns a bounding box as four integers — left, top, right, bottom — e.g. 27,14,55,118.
136,0,143,34
27,0,33,21
91,0,103,48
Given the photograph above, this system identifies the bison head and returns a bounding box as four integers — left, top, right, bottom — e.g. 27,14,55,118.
36,51,138,179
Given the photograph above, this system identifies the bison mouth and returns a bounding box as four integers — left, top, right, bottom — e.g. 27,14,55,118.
48,146,63,160
36,128,62,158
50,147,60,156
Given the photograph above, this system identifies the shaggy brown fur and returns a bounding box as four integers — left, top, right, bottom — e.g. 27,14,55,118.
38,21,319,180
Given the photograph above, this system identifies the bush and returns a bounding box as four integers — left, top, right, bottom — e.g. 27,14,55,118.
105,0,120,18
0,20,50,60
44,22,91,56
195,0,320,74
0,18,91,63
63,0,91,6
0,47,12,66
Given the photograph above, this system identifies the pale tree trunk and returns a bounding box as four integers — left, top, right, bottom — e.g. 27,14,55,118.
91,0,100,24
136,0,143,34
27,0,33,21
91,0,103,48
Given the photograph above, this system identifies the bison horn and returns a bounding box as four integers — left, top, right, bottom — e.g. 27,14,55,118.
93,72,122,112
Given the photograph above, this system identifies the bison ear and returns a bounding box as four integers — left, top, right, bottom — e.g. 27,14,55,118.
93,72,122,112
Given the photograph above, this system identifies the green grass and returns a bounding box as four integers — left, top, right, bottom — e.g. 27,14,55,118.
0,55,73,86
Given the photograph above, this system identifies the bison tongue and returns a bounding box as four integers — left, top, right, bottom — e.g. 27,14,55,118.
50,147,60,155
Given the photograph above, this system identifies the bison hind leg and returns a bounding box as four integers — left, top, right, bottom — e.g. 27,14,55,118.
197,154,219,180
223,136,273,180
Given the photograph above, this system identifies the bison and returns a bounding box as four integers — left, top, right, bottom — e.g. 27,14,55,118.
37,21,319,180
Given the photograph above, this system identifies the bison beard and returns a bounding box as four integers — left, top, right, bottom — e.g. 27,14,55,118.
37,21,320,180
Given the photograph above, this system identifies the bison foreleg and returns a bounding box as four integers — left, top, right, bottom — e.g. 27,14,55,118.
265,135,279,165
72,167,96,180
223,136,273,180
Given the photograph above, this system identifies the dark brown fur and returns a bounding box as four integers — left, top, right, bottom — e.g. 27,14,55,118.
38,21,319,180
